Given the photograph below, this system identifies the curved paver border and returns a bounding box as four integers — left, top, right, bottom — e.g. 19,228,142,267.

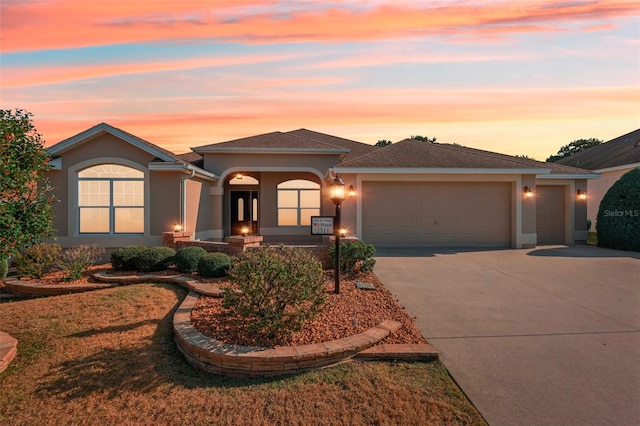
0,332,18,373
173,291,402,378
3,271,438,377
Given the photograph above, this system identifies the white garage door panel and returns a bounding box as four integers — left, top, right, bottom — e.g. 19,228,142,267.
363,182,511,247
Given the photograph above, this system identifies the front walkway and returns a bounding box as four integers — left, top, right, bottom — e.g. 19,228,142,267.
375,245,640,426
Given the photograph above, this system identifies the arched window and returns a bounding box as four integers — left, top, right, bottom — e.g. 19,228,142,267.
277,179,320,227
77,164,144,234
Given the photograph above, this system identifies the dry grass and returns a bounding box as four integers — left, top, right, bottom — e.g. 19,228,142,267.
0,284,486,426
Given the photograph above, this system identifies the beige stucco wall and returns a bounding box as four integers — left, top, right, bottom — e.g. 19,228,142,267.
587,166,637,231
47,133,186,249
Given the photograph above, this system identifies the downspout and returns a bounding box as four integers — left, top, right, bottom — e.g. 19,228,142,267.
180,169,196,232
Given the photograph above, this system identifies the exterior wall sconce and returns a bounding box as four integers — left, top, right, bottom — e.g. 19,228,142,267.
241,225,249,236
577,189,587,200
174,223,182,232
348,185,356,197
340,226,347,237
524,186,534,198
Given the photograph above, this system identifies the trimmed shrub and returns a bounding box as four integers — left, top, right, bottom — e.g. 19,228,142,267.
110,246,146,271
223,246,325,340
328,239,376,275
14,243,62,279
58,244,105,281
135,246,176,272
198,252,231,278
174,246,207,273
596,168,640,252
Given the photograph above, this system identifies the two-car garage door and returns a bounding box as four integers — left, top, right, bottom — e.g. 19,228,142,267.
362,182,512,247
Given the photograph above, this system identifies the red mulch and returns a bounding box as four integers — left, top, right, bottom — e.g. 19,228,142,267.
191,271,426,347
7,265,427,348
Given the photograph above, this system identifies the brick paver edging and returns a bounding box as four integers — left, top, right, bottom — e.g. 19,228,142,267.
174,291,403,378
0,332,18,373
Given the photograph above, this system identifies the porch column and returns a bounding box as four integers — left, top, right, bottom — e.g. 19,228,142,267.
210,186,224,240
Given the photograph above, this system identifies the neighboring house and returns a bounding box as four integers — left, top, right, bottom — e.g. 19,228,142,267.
556,128,640,231
46,122,597,251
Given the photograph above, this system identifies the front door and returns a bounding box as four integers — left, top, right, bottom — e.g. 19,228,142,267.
230,191,258,235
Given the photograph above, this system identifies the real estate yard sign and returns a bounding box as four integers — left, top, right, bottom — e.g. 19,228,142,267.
311,216,334,235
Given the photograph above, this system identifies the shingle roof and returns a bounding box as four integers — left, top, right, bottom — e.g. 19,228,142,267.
336,139,594,175
192,131,348,153
286,128,379,160
556,128,640,170
48,122,217,179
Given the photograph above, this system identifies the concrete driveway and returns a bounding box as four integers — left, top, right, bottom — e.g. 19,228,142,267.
374,245,640,426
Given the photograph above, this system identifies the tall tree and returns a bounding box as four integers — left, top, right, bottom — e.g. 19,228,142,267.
1,109,56,278
375,139,392,147
546,138,603,162
410,135,437,143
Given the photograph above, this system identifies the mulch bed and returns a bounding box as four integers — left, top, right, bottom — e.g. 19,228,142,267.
6,265,427,348
191,271,426,347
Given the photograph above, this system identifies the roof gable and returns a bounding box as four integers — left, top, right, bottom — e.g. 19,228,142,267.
336,139,595,176
48,122,181,163
47,122,217,180
556,128,640,170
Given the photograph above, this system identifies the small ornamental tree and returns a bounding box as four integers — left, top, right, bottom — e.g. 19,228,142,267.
1,109,56,280
596,168,640,252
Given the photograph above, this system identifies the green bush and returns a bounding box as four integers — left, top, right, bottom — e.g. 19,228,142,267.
223,246,325,340
596,168,640,252
135,246,176,272
198,252,231,278
58,244,105,281
110,246,146,271
174,246,207,273
328,239,376,275
14,243,62,279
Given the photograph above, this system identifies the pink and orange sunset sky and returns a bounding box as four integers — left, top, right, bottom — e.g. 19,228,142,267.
1,0,639,160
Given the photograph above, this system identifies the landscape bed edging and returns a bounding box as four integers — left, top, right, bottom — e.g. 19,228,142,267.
173,291,402,378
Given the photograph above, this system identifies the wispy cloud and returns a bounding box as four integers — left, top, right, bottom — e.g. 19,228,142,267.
2,0,637,52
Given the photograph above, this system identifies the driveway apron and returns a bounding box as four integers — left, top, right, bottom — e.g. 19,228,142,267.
375,245,640,426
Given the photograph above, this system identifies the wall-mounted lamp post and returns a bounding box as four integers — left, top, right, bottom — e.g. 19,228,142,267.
330,174,346,294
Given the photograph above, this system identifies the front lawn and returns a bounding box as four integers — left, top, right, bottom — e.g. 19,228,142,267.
0,284,485,425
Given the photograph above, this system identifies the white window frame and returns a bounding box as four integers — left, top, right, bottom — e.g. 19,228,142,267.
68,158,150,237
277,180,320,227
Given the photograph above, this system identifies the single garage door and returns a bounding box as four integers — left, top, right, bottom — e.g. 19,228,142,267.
362,182,511,247
536,185,566,245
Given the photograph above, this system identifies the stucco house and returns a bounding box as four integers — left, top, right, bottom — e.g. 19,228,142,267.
556,128,640,231
46,122,598,251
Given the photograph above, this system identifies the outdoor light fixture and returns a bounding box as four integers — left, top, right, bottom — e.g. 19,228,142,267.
340,226,347,237
577,189,587,200
331,174,346,294
174,224,182,232
241,225,249,236
236,173,243,180
348,185,356,197
524,186,534,198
